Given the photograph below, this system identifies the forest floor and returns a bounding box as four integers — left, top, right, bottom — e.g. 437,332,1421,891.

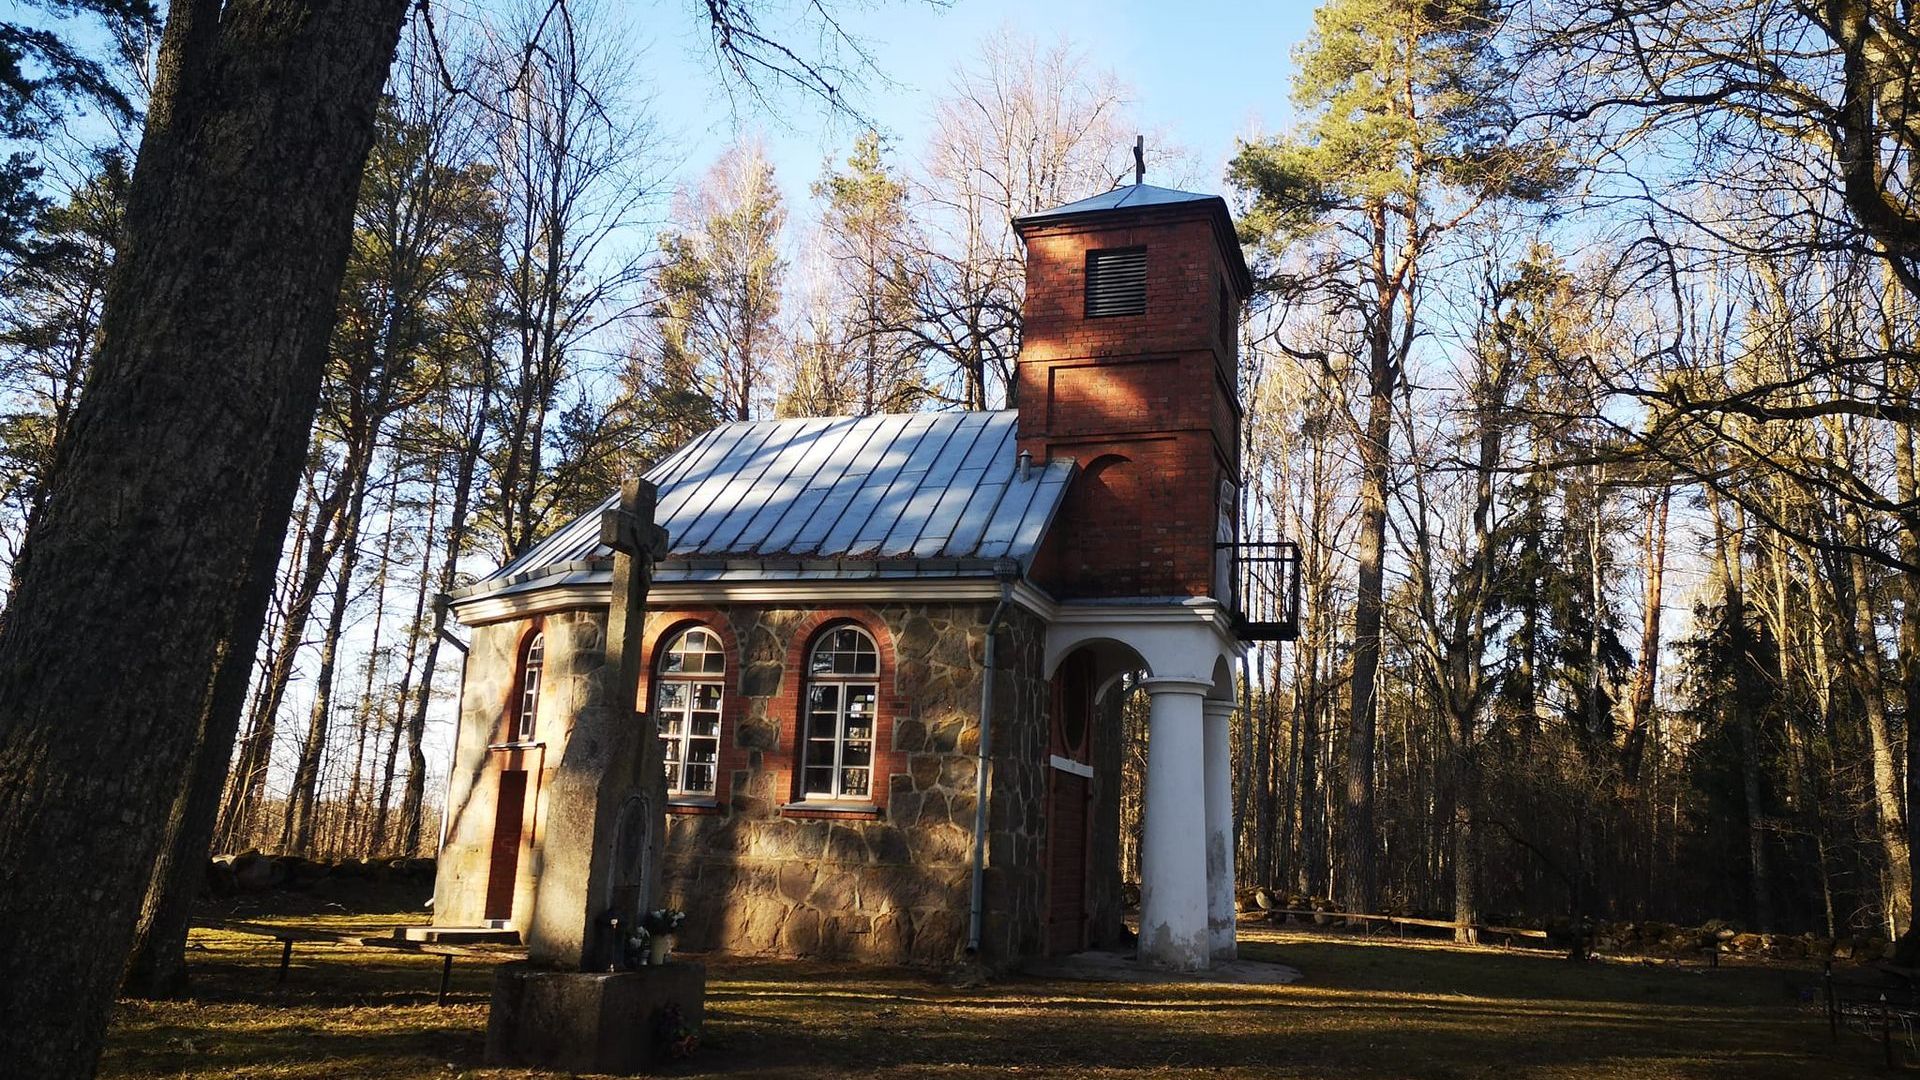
100,902,1884,1079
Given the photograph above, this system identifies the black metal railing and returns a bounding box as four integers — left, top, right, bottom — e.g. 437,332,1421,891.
1218,539,1301,642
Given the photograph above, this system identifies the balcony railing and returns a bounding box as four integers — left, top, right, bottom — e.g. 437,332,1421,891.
1218,539,1301,642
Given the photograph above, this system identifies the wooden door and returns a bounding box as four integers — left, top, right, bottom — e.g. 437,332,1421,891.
484,770,528,922
1045,652,1095,955
1046,771,1090,953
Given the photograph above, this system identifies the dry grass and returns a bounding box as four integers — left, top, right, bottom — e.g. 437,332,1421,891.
101,916,1884,1079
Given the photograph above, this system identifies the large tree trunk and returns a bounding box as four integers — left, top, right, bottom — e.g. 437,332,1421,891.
121,637,258,998
1344,258,1394,914
0,3,407,1075
1845,537,1914,936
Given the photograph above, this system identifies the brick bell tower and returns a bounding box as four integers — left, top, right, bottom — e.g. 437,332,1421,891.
1014,179,1253,602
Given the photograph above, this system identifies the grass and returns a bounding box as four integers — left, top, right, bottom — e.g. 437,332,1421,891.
101,914,1886,1079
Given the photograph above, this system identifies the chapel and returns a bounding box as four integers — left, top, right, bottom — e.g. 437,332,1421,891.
428,179,1297,972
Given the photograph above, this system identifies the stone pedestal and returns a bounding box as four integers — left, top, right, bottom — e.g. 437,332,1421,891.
486,961,707,1075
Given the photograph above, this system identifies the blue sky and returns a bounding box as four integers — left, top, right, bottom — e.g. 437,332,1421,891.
635,0,1317,211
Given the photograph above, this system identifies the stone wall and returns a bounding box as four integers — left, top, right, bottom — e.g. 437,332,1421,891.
434,595,1064,968
433,609,614,929
654,600,1051,969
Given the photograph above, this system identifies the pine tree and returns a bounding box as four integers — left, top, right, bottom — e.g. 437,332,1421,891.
1230,0,1563,914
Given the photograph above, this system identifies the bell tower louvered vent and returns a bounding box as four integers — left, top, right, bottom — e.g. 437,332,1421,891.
1084,246,1147,317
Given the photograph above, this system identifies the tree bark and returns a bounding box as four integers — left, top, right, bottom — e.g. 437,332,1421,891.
1344,234,1395,914
0,2,408,1074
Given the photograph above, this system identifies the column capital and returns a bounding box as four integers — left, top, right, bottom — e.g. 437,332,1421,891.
1200,698,1236,721
1140,676,1214,698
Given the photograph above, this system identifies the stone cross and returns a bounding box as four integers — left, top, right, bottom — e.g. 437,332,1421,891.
524,479,671,971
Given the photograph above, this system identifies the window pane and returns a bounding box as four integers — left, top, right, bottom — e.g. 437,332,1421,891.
808,685,838,711
804,766,834,794
685,763,714,793
691,712,720,737
657,682,687,710
664,762,682,790
661,738,680,763
841,743,870,768
840,768,869,798
662,650,684,673
694,684,721,710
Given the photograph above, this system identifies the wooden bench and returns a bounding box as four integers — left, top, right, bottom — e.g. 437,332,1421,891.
199,920,525,1005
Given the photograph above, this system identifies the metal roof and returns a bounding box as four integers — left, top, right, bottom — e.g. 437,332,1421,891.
461,410,1073,602
1013,183,1254,299
1012,183,1222,224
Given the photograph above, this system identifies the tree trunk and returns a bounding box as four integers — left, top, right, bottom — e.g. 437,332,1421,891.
1344,269,1394,914
1846,537,1914,936
373,477,438,854
399,398,487,854
0,3,407,1074
121,617,269,999
218,461,354,850
285,456,373,854
1622,485,1670,782
1711,496,1774,933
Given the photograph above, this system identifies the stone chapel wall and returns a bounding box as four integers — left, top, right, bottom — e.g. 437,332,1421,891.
435,596,1056,968
655,600,1050,968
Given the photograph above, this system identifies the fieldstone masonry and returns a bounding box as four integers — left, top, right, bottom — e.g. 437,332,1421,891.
437,598,1083,969
659,602,1053,968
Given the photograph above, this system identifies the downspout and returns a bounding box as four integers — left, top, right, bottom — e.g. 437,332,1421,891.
967,565,1019,956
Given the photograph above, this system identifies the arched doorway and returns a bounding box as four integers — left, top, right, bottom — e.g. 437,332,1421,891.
1044,640,1149,956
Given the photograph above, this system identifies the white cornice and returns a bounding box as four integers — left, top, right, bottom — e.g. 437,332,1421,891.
453,576,1056,627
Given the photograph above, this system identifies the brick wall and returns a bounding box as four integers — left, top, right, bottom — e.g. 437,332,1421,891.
1015,204,1243,600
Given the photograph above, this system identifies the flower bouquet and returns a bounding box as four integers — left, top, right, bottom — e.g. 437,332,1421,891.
639,908,685,964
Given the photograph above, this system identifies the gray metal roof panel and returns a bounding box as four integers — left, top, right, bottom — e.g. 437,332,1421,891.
469,411,1070,597
1012,183,1221,224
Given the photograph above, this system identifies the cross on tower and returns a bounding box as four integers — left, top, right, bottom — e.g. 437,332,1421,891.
1133,135,1145,185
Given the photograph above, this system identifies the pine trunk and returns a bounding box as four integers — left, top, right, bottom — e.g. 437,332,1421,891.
1344,263,1394,914
0,3,407,1074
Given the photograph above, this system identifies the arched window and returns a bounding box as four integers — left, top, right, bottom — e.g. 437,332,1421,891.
803,625,879,800
514,631,545,742
655,626,725,796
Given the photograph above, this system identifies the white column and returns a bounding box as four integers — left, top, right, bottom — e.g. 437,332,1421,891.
1138,677,1212,970
1202,698,1237,961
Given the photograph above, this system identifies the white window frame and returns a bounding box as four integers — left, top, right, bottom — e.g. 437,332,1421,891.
654,626,725,797
515,632,544,742
802,626,879,802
